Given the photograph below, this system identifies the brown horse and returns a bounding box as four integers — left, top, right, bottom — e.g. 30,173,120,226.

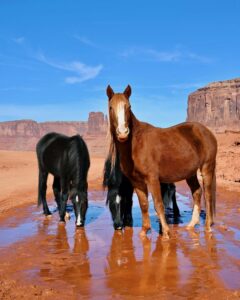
106,85,217,238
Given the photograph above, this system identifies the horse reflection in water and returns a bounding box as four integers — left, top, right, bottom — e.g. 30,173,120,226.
38,225,91,295
105,229,222,297
105,230,180,297
103,154,180,231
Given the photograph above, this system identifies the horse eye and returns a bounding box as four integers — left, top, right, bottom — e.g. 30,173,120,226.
109,106,113,110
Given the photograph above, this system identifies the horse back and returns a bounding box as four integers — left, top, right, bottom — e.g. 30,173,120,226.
36,133,90,179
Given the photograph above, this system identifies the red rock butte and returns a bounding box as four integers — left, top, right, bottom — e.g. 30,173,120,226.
0,112,108,156
187,78,240,132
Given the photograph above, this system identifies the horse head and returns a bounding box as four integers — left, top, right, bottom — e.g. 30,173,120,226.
107,85,132,143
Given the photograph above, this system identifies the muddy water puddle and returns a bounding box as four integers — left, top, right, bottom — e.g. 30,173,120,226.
0,190,240,299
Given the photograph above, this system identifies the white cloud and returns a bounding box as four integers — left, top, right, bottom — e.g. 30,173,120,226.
120,46,212,63
73,35,97,48
36,53,103,84
12,37,25,44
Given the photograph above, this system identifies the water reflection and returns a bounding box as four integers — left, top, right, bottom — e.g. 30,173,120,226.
1,190,240,298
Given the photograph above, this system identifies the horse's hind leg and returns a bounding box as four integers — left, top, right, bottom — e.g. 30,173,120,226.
186,174,202,228
135,186,151,236
201,162,216,231
38,170,51,215
52,176,61,211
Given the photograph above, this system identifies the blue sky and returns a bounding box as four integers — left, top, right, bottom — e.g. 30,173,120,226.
0,0,239,126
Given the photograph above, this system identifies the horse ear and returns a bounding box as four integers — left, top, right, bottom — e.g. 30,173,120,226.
123,85,131,98
106,85,114,100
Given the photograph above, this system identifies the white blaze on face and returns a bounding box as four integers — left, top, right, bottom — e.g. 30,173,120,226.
116,195,121,204
76,195,79,203
76,214,82,226
116,102,126,133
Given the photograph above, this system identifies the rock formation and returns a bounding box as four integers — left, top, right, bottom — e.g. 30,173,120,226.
88,112,108,134
187,78,240,132
0,112,108,155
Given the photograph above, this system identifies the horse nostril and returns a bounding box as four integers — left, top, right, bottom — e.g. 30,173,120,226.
125,127,130,135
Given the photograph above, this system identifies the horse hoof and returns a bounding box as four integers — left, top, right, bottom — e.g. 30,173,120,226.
115,226,122,230
65,212,70,221
139,227,150,237
124,226,133,231
139,230,147,237
45,214,52,219
186,222,198,229
205,226,212,233
59,221,66,225
76,223,84,228
162,232,170,240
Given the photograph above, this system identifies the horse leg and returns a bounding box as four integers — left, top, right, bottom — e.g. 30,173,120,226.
123,195,133,227
171,185,180,218
186,174,202,228
148,179,170,238
135,186,151,236
123,185,134,227
38,170,51,216
52,176,61,211
201,162,216,231
59,180,69,223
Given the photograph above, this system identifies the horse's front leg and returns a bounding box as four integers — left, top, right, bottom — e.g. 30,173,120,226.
147,178,170,239
123,186,134,227
135,186,151,236
59,180,69,223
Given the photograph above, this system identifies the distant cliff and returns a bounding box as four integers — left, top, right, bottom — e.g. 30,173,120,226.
0,112,108,155
187,78,240,132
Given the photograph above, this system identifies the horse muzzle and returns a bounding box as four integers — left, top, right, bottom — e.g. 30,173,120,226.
116,127,130,142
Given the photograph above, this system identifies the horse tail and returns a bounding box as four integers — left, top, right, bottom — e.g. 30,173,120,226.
161,183,176,209
161,183,171,208
70,135,90,192
79,138,90,191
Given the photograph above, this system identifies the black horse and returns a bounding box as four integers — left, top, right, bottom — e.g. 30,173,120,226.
36,132,90,227
103,155,134,230
103,154,180,230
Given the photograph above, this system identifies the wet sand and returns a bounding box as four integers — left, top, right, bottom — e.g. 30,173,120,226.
0,186,240,299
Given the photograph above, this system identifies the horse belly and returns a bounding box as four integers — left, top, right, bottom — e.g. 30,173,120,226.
158,151,200,182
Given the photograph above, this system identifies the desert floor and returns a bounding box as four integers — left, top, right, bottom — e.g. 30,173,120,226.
0,150,240,299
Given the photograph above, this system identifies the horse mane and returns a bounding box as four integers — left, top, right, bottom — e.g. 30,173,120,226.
106,116,117,172
103,151,122,188
68,135,90,191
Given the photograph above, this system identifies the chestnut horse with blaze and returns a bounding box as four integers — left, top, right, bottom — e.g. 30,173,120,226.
106,85,217,238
